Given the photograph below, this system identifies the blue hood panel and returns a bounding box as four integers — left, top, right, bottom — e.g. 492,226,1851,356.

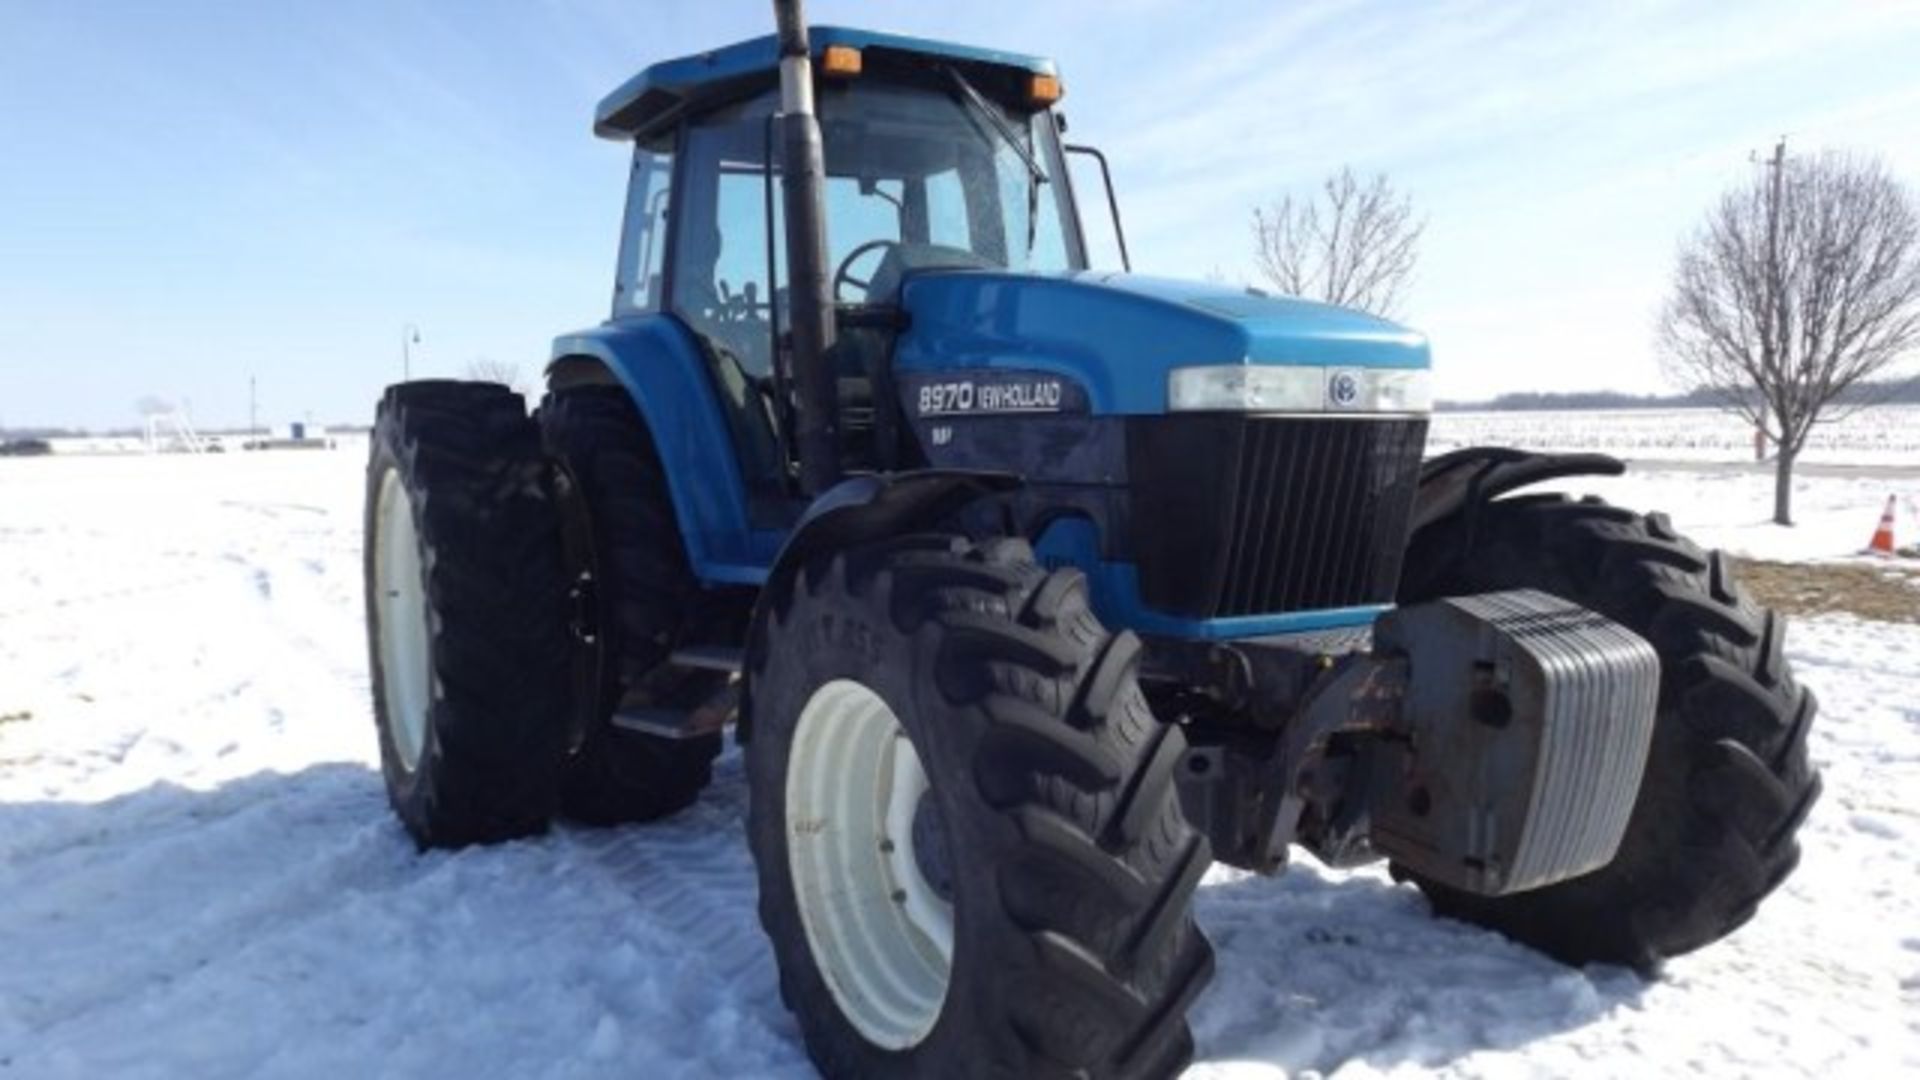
895,271,1429,415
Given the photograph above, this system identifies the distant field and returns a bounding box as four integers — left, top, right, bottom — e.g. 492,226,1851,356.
41,433,345,456
1431,404,1920,466
43,403,1920,468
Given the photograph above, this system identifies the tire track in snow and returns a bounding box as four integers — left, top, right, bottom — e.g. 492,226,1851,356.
558,753,776,993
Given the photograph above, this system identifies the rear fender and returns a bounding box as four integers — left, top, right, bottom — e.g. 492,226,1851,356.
547,317,781,583
739,469,1020,742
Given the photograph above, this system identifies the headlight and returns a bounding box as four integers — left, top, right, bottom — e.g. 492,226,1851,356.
1356,369,1434,412
1167,365,1431,414
1167,366,1326,412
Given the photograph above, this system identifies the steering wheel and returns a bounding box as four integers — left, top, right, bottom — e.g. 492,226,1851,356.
832,239,900,303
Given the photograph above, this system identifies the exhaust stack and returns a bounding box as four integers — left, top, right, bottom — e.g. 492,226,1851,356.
772,0,840,494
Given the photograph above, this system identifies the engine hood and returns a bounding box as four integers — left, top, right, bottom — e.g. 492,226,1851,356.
894,270,1429,415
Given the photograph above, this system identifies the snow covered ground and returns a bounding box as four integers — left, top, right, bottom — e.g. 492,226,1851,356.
1430,404,1920,467
2,448,1916,1078
1534,467,1920,565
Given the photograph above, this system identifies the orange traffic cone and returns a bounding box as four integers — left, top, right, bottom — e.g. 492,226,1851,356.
1866,495,1898,556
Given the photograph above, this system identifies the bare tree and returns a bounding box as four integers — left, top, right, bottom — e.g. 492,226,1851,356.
1251,167,1424,317
1660,147,1920,524
464,358,527,395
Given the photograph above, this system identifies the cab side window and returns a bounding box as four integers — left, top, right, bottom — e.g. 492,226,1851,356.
614,142,674,315
667,98,790,506
672,118,780,378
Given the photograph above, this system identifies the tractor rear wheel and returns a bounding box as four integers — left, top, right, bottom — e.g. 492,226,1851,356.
1398,494,1821,970
364,381,571,848
745,535,1214,1078
538,385,723,825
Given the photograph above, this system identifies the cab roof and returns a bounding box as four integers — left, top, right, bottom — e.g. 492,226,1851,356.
595,25,1058,140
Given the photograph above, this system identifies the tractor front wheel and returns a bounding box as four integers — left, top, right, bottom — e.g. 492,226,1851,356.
746,536,1214,1078
1398,494,1821,970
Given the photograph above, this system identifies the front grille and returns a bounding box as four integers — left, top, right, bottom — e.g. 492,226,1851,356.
1127,415,1428,619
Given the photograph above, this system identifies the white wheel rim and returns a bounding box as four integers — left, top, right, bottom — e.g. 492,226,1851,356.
787,679,954,1050
373,468,432,772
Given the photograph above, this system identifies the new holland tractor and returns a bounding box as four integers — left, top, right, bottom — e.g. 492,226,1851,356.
362,4,1820,1075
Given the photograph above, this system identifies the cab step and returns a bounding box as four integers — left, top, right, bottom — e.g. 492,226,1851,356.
668,645,743,674
610,700,734,740
611,707,713,739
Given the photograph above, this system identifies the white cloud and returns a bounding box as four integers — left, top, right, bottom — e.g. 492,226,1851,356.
1042,0,1920,396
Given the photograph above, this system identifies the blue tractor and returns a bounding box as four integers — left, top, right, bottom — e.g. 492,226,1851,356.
363,5,1818,1075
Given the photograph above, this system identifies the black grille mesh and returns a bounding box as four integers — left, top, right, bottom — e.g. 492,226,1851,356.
1128,416,1428,619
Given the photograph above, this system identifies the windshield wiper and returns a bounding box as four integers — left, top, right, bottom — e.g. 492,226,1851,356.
943,66,1047,185
943,65,1048,257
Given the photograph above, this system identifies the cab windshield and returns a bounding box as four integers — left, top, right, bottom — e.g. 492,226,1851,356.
815,75,1082,300
667,73,1081,383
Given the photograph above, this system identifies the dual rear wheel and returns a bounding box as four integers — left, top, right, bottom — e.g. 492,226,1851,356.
364,381,720,847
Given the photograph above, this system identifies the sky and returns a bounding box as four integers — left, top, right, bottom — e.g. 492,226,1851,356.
2,0,1917,431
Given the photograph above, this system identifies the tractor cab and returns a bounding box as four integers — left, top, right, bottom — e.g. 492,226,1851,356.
595,29,1092,503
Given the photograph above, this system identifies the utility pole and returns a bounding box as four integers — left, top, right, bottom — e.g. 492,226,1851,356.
1766,139,1790,434
1760,137,1795,525
1765,138,1787,347
1766,138,1786,215
249,375,258,438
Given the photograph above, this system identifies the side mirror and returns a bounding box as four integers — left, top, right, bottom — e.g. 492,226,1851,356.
1065,144,1130,271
